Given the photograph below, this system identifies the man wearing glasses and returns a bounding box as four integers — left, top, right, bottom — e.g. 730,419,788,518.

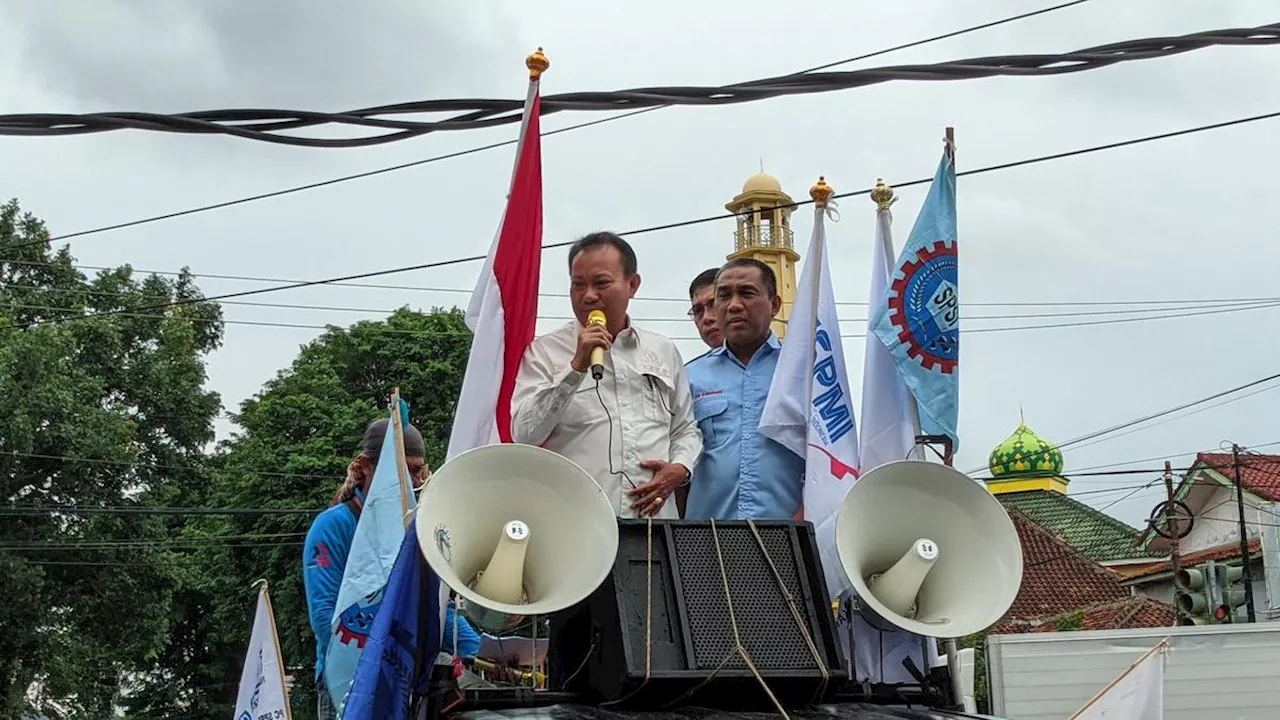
687,267,723,349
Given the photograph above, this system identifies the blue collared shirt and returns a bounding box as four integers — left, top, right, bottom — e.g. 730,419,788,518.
684,333,804,520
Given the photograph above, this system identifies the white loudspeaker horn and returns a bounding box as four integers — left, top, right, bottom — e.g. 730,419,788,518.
415,443,619,634
834,460,1023,639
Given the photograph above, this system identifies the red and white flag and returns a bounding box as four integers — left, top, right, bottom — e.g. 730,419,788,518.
446,67,544,460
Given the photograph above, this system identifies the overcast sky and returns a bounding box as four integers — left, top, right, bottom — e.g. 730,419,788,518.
2,0,1278,529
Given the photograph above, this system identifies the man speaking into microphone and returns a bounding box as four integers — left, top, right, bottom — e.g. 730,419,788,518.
511,232,701,518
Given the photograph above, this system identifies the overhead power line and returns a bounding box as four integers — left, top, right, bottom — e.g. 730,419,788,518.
3,21,1276,147
1062,381,1280,456
4,0,1093,247
11,259,1280,310
1057,373,1280,452
0,505,320,518
965,374,1280,474
7,296,1280,339
7,290,1279,324
10,107,1280,330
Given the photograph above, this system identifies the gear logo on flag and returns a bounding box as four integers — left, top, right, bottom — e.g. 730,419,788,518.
335,589,384,648
886,239,958,373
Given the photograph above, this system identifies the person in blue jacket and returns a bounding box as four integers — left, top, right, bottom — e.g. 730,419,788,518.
303,417,481,720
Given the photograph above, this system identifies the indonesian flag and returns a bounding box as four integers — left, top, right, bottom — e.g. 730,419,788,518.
446,73,544,459
759,198,860,603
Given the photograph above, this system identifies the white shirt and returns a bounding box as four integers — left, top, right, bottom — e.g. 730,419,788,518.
511,320,702,519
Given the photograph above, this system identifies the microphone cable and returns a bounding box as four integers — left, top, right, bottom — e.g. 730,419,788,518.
594,379,639,491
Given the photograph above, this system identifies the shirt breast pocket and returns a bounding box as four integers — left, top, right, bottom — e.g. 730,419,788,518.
641,372,675,425
562,383,606,430
693,394,730,450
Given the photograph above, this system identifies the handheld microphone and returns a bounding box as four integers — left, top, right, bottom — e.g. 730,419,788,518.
587,310,607,380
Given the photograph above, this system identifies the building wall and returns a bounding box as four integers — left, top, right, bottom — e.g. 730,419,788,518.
1179,484,1263,554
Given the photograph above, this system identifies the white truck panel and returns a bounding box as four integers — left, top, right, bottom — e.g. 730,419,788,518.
987,623,1280,719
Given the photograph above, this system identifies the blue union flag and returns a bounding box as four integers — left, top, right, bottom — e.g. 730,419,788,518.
871,143,959,449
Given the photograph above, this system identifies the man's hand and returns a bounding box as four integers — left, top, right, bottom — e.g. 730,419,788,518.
629,460,688,517
570,323,613,374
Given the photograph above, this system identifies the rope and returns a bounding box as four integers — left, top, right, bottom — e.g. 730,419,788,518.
746,520,831,704
663,520,790,717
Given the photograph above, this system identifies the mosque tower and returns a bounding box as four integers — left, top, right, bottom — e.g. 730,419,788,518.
725,172,799,340
986,416,1069,496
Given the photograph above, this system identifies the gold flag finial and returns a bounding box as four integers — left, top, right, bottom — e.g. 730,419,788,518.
810,176,834,207
870,178,896,210
526,47,550,79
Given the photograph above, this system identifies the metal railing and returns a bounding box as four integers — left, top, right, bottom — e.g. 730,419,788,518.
733,224,794,252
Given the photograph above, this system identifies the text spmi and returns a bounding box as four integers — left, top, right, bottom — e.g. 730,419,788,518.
811,326,854,444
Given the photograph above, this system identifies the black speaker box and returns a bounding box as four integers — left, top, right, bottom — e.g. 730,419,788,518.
549,519,846,709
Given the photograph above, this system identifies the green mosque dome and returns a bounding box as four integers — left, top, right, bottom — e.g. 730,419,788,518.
988,420,1064,479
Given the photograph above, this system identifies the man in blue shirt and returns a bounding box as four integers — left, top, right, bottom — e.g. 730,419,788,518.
303,417,481,720
684,258,804,520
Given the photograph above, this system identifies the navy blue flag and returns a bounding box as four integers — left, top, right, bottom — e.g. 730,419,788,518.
342,519,441,720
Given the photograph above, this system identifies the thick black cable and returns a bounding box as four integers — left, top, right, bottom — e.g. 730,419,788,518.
9,107,1280,331
4,22,1276,146
5,0,1095,248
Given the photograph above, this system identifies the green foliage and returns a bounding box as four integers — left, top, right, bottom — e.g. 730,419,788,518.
1055,609,1086,632
1,198,474,718
153,307,472,719
0,198,223,717
958,632,991,715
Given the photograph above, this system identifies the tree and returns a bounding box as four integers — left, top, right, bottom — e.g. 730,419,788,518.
176,307,472,719
0,199,224,717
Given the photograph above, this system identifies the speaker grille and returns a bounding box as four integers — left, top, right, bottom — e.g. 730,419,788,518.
671,524,816,670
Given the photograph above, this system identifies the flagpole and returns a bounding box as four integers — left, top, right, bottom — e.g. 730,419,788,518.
869,178,925,456
508,48,549,194
1067,637,1169,719
389,388,413,526
259,582,295,720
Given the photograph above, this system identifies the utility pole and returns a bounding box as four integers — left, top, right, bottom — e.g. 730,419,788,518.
1164,461,1182,586
1232,443,1258,623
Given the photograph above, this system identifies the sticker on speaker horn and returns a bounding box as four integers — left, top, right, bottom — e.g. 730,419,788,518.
434,524,453,565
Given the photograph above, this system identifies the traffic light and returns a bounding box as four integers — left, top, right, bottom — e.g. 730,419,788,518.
1213,564,1248,623
1174,565,1213,625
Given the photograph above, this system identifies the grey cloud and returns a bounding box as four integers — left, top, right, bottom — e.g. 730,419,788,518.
2,0,520,111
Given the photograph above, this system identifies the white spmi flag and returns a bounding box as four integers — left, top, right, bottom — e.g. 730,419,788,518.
859,197,917,471
233,584,291,720
1071,641,1166,720
852,191,939,684
759,199,860,602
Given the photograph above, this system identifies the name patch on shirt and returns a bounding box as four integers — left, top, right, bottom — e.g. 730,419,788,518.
694,389,724,401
